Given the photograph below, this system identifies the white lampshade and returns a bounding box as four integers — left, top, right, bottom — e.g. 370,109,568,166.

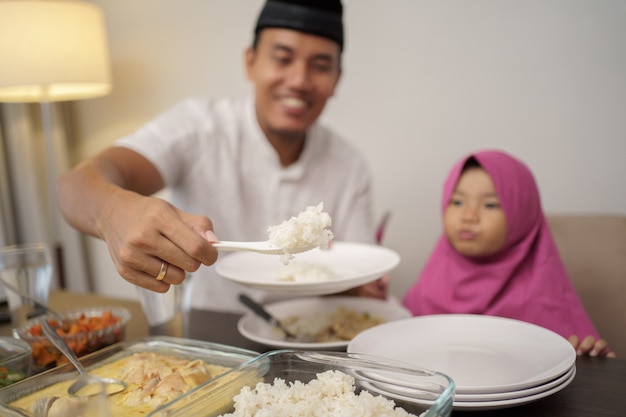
0,0,112,103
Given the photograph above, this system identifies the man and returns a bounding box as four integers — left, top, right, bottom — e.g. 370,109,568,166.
57,0,386,313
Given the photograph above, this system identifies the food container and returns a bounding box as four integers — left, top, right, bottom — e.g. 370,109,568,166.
0,336,260,417
0,337,32,388
151,350,456,417
16,306,131,371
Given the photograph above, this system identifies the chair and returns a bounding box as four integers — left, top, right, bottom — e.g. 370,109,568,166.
547,214,626,357
375,211,391,245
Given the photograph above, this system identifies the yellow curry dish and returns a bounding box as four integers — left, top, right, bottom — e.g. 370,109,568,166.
10,352,236,417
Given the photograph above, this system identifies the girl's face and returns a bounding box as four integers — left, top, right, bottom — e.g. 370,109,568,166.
444,167,508,258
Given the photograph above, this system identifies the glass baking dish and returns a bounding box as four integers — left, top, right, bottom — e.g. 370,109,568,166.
0,336,259,417
150,350,456,417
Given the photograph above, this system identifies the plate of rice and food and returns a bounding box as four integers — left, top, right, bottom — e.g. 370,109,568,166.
215,241,401,296
215,203,401,296
237,296,412,349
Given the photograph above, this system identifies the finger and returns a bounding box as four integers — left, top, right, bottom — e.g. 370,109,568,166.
154,229,208,272
590,339,609,357
130,259,190,292
577,335,597,356
568,335,580,350
124,223,205,277
358,286,381,299
378,275,390,285
115,260,172,293
204,230,219,242
360,279,387,300
113,243,184,289
148,244,194,285
162,211,219,267
374,277,389,299
123,202,215,271
115,234,191,283
152,259,186,286
136,271,172,292
161,263,185,285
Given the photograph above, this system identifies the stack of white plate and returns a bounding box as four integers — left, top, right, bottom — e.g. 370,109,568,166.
347,314,577,411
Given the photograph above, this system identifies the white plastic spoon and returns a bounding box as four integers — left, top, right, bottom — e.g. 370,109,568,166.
212,241,316,255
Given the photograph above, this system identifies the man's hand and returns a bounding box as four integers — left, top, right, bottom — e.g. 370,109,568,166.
336,275,389,300
98,192,219,291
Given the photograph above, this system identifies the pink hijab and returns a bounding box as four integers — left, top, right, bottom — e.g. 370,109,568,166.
402,150,599,340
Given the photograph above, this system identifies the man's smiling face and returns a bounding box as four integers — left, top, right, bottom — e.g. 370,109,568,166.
246,27,342,141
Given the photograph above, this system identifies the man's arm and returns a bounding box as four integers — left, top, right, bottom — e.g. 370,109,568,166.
57,147,219,291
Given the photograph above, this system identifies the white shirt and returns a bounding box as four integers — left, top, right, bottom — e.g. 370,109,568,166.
115,97,374,313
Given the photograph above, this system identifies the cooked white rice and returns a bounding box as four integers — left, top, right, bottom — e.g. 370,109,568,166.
268,202,334,264
218,370,420,417
275,262,335,282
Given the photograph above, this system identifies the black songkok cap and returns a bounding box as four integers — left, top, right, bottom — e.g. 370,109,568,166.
254,0,344,50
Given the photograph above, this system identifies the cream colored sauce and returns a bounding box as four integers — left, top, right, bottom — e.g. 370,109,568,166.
11,352,232,417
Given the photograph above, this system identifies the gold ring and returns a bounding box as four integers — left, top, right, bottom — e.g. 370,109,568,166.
155,261,168,281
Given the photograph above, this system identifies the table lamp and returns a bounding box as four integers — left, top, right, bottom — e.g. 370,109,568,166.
0,0,112,287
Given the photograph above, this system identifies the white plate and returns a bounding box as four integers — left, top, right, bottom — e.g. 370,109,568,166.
347,314,576,394
215,242,400,296
454,364,575,401
453,365,576,410
371,363,575,403
237,296,412,350
363,364,576,411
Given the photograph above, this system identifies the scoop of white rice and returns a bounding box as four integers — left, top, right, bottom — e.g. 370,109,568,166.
275,262,335,282
268,202,334,264
218,370,420,417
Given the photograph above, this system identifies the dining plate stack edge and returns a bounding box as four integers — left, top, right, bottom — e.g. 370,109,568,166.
347,314,577,411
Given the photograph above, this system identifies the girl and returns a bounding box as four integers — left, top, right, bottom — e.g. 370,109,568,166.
403,150,614,357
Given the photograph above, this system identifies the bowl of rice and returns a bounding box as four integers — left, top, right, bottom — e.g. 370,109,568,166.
148,350,455,417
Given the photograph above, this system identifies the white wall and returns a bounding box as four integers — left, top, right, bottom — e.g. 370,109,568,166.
73,0,626,300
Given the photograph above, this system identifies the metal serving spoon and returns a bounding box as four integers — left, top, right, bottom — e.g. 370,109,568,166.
238,294,313,342
40,319,126,397
213,241,316,255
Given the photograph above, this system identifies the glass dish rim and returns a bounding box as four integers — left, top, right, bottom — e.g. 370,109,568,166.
154,349,456,417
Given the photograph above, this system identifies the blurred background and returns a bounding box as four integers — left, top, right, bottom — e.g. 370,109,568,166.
1,0,624,301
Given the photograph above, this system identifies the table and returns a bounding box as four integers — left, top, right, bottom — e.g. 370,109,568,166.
453,357,626,416
2,291,625,416
0,290,150,339
186,310,626,417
